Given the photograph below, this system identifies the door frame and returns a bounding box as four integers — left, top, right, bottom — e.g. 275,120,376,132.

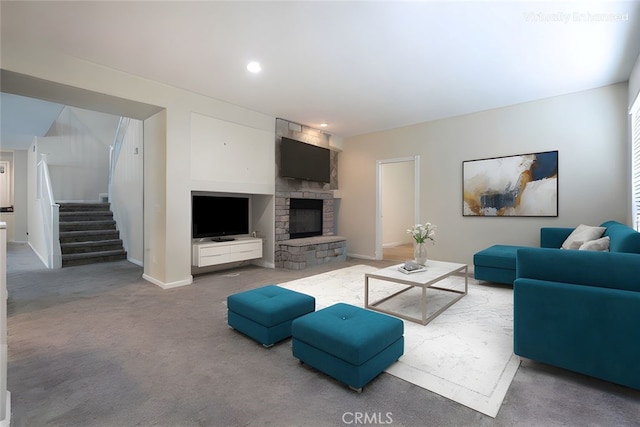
375,155,420,260
0,160,12,209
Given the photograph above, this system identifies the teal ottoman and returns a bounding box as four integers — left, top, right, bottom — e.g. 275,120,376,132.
474,244,529,285
291,303,404,392
227,285,315,347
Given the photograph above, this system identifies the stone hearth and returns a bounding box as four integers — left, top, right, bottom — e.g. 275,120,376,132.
275,235,347,270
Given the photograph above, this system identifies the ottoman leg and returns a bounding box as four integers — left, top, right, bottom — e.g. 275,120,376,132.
349,385,363,393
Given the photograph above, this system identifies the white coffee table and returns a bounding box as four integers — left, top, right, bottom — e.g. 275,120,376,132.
364,260,468,325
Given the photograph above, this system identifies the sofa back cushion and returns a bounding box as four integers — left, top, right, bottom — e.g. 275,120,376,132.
600,221,640,254
516,247,640,292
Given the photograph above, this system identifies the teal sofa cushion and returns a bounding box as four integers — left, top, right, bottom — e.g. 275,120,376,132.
474,245,528,270
473,244,530,284
516,248,640,293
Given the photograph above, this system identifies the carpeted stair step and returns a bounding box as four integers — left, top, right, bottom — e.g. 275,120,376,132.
61,239,125,255
58,202,111,212
62,249,127,267
59,229,121,243
59,220,116,232
59,210,114,222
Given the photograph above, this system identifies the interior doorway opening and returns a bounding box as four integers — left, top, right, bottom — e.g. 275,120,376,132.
376,156,420,261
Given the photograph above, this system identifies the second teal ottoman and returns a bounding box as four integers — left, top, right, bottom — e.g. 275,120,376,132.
291,303,404,392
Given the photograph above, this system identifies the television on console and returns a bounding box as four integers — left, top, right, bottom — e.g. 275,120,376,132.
192,194,249,239
280,137,331,183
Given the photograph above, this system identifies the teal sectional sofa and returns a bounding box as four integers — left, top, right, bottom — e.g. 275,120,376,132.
513,220,640,390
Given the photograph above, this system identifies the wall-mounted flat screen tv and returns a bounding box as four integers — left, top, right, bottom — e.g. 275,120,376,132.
280,137,331,183
192,194,249,239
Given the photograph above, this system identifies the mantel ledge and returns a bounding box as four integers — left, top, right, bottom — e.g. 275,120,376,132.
278,236,346,247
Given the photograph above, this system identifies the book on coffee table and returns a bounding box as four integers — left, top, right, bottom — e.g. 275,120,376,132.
398,265,426,274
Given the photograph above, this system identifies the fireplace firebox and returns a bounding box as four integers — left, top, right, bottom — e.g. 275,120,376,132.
289,199,323,239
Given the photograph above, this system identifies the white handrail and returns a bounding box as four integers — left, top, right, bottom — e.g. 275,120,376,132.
109,117,130,186
36,155,61,269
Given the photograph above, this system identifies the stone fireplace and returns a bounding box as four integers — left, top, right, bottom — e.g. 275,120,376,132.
274,118,346,269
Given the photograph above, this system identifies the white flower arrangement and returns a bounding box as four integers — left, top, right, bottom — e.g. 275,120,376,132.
407,223,437,244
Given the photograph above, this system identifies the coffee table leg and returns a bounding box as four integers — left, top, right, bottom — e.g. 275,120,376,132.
365,275,369,308
464,265,468,294
422,286,427,324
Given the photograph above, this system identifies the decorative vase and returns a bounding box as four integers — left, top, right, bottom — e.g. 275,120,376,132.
414,242,428,266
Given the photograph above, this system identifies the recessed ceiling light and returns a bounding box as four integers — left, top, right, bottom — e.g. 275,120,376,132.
320,123,328,128
247,61,261,73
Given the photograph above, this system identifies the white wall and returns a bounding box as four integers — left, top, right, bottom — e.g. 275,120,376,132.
381,161,414,246
628,53,640,227
26,140,48,266
111,119,144,265
629,53,640,110
340,83,629,266
142,111,170,287
2,40,275,288
190,113,275,195
43,107,115,202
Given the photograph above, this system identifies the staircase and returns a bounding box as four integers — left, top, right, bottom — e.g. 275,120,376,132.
58,202,127,267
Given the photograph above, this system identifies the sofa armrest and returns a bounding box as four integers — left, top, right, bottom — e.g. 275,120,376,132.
539,227,574,248
513,277,640,390
516,247,640,292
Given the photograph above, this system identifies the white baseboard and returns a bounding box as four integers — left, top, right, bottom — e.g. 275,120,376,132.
142,274,193,289
127,257,143,267
347,252,377,260
252,259,274,269
27,242,49,268
382,241,410,248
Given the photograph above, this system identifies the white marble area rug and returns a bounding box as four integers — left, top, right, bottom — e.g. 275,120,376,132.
279,264,520,418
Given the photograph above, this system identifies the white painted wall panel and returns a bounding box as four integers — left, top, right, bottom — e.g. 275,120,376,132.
191,113,275,194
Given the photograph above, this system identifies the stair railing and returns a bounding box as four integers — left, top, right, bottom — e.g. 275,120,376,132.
37,154,62,269
109,117,130,187
107,117,131,259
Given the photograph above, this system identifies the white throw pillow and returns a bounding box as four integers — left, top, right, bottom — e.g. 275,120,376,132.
561,224,606,250
579,236,610,251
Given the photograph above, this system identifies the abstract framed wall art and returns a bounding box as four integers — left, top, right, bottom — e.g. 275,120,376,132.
463,150,558,217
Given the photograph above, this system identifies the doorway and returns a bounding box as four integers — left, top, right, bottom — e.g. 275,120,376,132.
376,156,420,261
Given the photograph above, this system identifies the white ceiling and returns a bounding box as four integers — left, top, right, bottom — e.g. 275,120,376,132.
1,1,640,139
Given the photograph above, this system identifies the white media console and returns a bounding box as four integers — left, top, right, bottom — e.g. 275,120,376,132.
192,237,262,267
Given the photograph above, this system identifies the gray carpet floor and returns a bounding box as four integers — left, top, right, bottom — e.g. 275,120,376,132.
6,242,640,426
